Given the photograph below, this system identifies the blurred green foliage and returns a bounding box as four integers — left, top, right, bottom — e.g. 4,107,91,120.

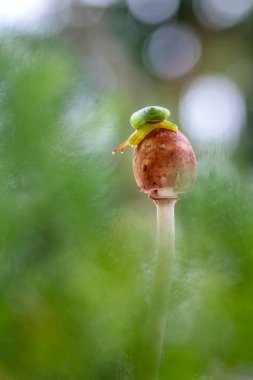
0,15,253,380
0,35,151,380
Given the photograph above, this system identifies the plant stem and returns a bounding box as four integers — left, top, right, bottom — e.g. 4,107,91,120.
137,190,177,380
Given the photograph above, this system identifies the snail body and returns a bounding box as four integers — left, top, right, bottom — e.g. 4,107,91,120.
112,106,177,154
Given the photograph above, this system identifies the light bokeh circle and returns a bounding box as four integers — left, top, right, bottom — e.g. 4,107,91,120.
144,24,201,79
180,75,246,148
79,0,119,7
194,0,253,29
127,0,179,25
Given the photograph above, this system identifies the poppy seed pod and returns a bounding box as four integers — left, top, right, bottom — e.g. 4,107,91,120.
133,128,196,198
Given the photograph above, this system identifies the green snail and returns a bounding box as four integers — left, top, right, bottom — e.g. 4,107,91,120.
112,106,178,154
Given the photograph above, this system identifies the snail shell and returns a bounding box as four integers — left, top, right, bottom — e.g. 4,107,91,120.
130,106,170,130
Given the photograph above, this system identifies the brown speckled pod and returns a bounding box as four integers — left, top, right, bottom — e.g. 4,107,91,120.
133,128,196,196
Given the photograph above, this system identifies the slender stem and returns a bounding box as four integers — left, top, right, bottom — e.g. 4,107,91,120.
137,194,177,380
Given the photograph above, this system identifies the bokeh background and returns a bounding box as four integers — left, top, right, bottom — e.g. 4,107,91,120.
0,1,253,379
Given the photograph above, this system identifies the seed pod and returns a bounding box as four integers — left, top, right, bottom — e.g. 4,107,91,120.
133,128,196,198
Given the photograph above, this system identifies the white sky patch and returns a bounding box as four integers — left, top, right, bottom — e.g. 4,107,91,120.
180,75,246,148
0,0,55,32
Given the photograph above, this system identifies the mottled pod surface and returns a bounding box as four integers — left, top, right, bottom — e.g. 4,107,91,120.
133,128,196,195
